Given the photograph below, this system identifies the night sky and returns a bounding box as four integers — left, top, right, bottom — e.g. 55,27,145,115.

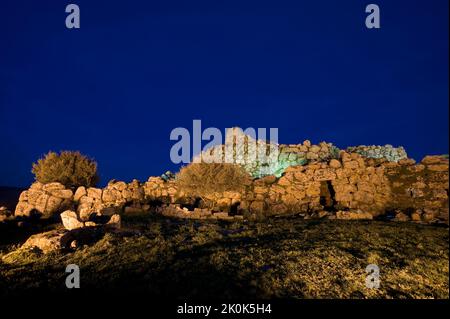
0,0,448,187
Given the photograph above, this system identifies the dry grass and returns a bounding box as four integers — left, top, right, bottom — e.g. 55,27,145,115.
0,216,447,299
176,163,251,199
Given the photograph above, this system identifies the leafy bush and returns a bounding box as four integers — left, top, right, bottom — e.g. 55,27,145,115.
176,163,251,199
31,151,99,188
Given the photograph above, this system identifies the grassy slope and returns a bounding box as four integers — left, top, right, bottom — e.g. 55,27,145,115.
0,216,448,299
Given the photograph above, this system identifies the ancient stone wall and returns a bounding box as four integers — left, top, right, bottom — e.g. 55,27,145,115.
383,155,449,222
13,153,448,224
235,152,392,218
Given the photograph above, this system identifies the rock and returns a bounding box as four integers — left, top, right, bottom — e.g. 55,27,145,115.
347,145,408,162
33,193,50,213
44,196,64,217
77,207,91,221
213,212,230,219
310,145,321,153
305,184,320,197
42,182,66,192
84,221,97,227
398,158,416,166
49,189,73,199
340,152,352,163
411,211,422,221
0,208,12,222
60,210,84,230
21,226,111,254
271,203,288,215
21,229,70,253
106,214,121,229
111,181,128,191
14,201,35,217
343,161,359,170
30,182,44,190
70,240,79,249
260,175,277,184
249,201,265,214
18,190,29,202
124,206,145,215
102,188,122,202
427,165,448,172
306,152,319,160
394,212,410,222
100,206,122,216
329,159,341,168
0,206,10,218
422,210,435,222
317,211,329,218
14,183,71,218
303,140,311,147
87,187,102,200
313,168,336,181
74,186,87,201
125,185,145,201
335,210,373,220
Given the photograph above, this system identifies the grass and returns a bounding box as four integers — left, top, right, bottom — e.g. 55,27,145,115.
0,215,448,299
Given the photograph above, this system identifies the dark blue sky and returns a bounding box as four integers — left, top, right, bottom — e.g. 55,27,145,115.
0,0,448,187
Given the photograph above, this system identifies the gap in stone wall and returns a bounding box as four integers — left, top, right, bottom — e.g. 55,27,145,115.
179,197,203,211
229,202,241,216
320,181,337,212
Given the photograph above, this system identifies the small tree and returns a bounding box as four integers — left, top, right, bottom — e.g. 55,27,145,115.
32,151,99,188
176,163,251,203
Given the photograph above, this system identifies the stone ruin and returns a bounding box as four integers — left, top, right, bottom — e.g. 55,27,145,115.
10,129,449,227
346,145,408,162
192,127,340,178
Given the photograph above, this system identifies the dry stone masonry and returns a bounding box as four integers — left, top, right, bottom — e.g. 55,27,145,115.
13,132,449,225
192,127,339,178
346,145,408,162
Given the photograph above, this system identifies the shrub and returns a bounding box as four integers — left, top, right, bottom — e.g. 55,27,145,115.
31,151,99,188
176,163,251,200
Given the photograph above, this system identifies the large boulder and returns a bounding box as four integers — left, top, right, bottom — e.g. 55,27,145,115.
20,214,122,254
60,210,84,230
61,209,121,231
14,182,74,218
74,186,87,201
21,229,72,253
